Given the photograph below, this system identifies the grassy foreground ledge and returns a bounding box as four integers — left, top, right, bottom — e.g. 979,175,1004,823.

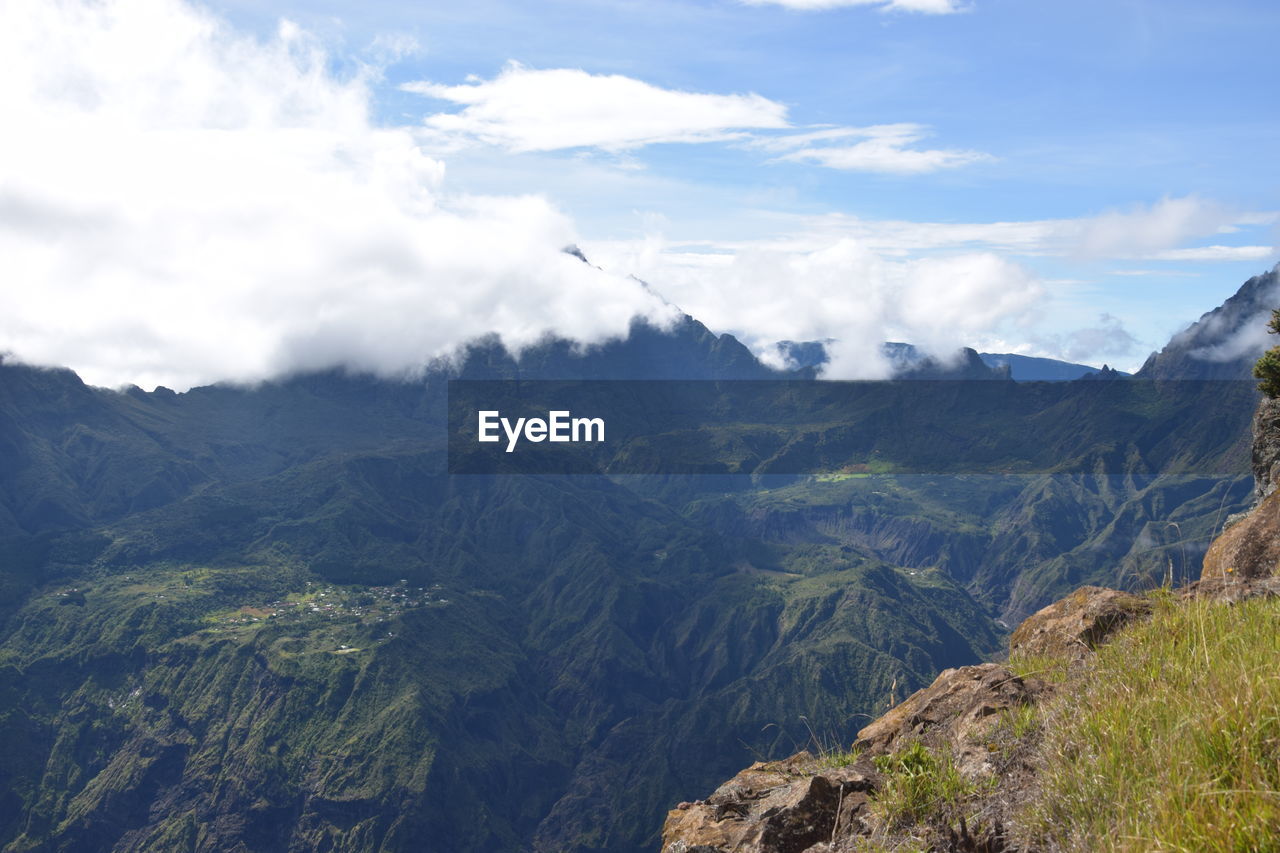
661,583,1280,853
1017,589,1280,851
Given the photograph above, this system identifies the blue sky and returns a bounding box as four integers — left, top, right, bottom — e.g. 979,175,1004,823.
216,0,1279,365
2,0,1277,387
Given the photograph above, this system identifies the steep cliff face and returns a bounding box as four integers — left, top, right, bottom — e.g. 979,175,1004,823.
1252,395,1280,501
1202,393,1280,582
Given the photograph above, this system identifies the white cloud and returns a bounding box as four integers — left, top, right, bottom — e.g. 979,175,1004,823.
1073,196,1240,259
589,237,1042,378
740,0,965,14
1147,245,1274,262
1033,314,1139,363
0,0,677,390
404,67,986,175
686,196,1273,259
403,62,789,153
760,124,990,174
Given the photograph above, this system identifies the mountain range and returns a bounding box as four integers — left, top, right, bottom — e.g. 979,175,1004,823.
0,264,1275,852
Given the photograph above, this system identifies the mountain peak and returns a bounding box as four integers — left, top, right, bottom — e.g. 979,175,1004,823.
1137,265,1280,380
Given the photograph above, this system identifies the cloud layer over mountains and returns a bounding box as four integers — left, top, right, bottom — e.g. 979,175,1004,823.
0,0,678,390
4,0,1266,390
0,0,1037,390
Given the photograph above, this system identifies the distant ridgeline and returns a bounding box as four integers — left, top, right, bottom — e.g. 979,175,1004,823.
0,264,1273,853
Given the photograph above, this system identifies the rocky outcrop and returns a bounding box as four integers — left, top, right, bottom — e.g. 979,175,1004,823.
852,663,1048,780
659,586,1142,853
1182,574,1280,604
660,662,1056,852
1007,585,1151,661
1202,489,1280,580
1200,392,1280,581
661,755,872,853
1252,396,1280,501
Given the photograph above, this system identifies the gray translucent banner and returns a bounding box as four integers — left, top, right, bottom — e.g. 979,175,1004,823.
447,380,1255,476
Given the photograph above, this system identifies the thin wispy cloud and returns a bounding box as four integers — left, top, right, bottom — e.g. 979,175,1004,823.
405,65,988,175
1035,314,1139,364
683,197,1274,259
1148,246,1273,262
403,62,788,153
754,124,991,174
739,0,966,13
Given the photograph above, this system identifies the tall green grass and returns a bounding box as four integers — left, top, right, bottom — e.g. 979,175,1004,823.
871,740,982,832
1022,594,1280,851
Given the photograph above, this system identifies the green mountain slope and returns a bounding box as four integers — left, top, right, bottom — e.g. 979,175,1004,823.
0,270,1266,850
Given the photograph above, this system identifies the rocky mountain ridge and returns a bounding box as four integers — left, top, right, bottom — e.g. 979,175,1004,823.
1137,266,1280,381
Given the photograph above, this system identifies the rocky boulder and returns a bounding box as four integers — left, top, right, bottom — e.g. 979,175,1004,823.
1202,489,1280,580
1183,574,1280,604
853,663,1048,779
660,586,1158,853
1008,585,1152,661
660,753,872,853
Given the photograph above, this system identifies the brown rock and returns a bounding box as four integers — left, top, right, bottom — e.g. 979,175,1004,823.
1008,585,1151,660
1182,574,1280,604
1202,489,1280,581
853,663,1046,779
1253,395,1280,502
660,753,871,853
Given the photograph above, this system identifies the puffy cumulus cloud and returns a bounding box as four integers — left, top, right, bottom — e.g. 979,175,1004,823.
588,238,1042,378
756,124,990,174
740,0,965,13
0,0,676,390
403,63,789,153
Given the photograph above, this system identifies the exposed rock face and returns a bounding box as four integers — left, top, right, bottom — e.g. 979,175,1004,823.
1182,574,1280,604
660,754,872,853
1202,490,1280,580
853,663,1048,779
1200,394,1280,581
1253,396,1280,501
660,587,1145,853
1008,585,1152,661
660,663,1050,853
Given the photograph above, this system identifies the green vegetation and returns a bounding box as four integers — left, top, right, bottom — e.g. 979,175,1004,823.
1253,307,1280,397
1005,649,1072,683
0,355,1261,852
871,741,982,832
0,461,1005,852
1022,594,1280,851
